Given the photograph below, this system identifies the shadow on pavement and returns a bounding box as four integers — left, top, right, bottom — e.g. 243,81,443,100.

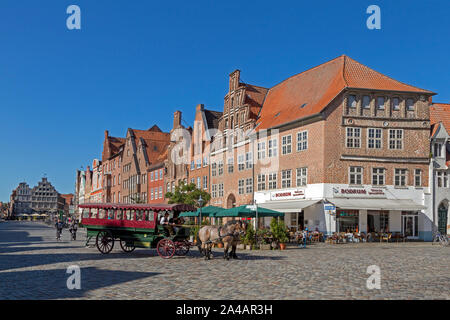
0,267,160,300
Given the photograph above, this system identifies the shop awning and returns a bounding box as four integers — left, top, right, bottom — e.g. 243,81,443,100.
327,198,426,211
257,199,321,213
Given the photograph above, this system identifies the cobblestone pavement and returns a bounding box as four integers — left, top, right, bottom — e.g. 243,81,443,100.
0,221,449,300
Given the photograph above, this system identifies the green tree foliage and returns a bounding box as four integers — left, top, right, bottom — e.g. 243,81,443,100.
164,180,211,207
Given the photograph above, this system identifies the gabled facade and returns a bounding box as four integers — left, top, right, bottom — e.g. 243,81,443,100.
102,130,125,203
210,70,268,208
430,103,450,236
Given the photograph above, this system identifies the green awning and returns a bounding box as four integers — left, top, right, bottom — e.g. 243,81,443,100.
213,205,284,218
179,205,224,217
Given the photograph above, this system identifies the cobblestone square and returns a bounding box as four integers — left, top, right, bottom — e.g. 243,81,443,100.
0,222,448,300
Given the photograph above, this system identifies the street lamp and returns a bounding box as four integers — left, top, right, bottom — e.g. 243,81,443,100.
198,195,204,226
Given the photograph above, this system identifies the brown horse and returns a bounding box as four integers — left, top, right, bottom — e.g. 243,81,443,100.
198,220,246,260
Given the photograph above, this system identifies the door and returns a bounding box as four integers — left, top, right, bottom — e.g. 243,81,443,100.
402,215,418,238
438,207,448,235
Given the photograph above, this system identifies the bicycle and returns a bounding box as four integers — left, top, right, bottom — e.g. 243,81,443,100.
432,231,449,246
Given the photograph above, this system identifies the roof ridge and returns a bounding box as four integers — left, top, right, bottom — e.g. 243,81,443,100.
342,55,349,87
345,55,434,94
266,55,345,93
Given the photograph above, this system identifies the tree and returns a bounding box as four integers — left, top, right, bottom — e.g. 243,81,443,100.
129,194,146,204
165,180,211,207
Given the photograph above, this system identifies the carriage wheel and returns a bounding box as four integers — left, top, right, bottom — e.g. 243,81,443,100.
156,239,175,259
96,231,114,254
175,241,190,256
120,240,136,253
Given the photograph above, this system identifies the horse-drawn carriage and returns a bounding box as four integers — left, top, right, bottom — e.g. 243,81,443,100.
79,203,196,259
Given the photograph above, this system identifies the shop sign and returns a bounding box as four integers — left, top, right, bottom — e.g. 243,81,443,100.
333,187,386,198
270,189,305,201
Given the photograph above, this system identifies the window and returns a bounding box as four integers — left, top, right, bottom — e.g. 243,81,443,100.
372,168,385,186
197,177,201,189
349,167,363,185
268,173,277,189
282,135,292,155
203,176,208,189
159,187,162,198
219,183,224,197
159,169,163,179
150,188,154,200
203,156,208,167
257,174,266,191
212,184,217,198
218,160,224,175
392,97,400,111
238,155,245,171
246,178,253,193
377,97,385,110
257,142,266,160
297,131,308,151
296,167,307,186
394,169,408,187
197,159,201,169
238,179,245,195
268,139,278,157
368,128,382,149
346,127,361,148
227,157,234,173
414,169,422,187
155,170,158,180
406,98,415,111
389,129,403,150
281,169,292,188
434,143,442,157
347,95,357,108
150,172,154,181
211,162,217,176
245,152,252,169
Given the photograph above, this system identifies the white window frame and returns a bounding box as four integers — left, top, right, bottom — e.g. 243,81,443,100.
394,168,408,187
389,129,403,150
349,166,363,185
372,168,385,186
414,169,422,187
281,169,292,188
268,173,277,190
368,128,382,149
257,174,266,191
282,135,292,155
346,127,361,148
296,131,308,152
268,138,278,157
257,141,266,160
296,167,307,186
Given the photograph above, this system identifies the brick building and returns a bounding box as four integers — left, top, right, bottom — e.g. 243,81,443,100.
429,103,450,236
101,130,125,203
253,55,434,240
210,70,268,208
121,125,170,203
188,104,222,196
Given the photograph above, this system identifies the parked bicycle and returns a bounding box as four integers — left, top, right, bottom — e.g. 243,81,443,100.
432,231,449,246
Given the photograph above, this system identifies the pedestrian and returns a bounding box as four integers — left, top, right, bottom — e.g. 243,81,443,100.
55,219,63,241
70,220,78,240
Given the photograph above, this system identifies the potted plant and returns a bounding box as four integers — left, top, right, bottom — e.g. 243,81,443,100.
190,225,200,244
243,223,255,250
270,218,289,250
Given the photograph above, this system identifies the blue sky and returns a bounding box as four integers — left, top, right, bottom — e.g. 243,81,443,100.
0,0,449,201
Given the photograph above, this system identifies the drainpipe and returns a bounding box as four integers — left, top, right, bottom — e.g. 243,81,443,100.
432,158,436,238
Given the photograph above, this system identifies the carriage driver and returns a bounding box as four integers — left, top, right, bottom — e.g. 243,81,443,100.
160,212,174,236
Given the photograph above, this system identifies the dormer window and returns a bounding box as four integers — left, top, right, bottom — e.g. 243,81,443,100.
406,98,415,111
377,97,385,110
434,143,443,157
392,97,400,111
347,95,357,108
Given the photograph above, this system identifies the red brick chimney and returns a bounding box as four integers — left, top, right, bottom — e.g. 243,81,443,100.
173,111,182,129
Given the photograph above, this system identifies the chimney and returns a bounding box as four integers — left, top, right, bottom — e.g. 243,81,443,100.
104,130,109,140
173,111,182,129
196,104,204,112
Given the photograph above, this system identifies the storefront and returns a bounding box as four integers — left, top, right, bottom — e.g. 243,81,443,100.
336,209,359,232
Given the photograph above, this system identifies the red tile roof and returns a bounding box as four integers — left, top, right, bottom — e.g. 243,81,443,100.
256,55,434,130
430,103,450,133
